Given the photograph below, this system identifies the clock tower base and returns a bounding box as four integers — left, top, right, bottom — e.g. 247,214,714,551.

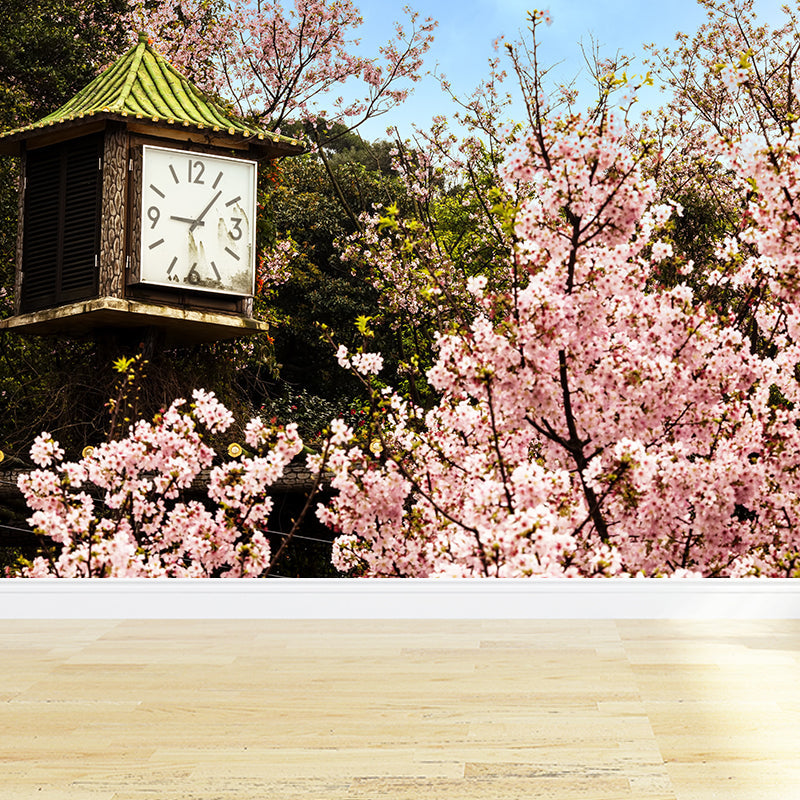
0,296,269,347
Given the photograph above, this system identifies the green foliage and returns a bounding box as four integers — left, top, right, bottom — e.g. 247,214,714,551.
0,0,128,129
0,334,267,462
106,352,148,441
280,120,397,176
354,315,374,337
642,151,771,353
258,150,408,411
0,335,103,460
256,387,345,445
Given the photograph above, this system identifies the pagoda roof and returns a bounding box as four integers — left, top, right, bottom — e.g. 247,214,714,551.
0,33,303,156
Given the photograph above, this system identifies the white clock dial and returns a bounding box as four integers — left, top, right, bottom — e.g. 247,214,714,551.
139,145,257,297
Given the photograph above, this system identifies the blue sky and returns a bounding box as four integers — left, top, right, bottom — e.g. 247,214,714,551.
352,0,789,140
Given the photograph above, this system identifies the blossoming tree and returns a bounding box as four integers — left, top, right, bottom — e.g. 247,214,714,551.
317,11,800,578
15,388,317,577
16,5,800,579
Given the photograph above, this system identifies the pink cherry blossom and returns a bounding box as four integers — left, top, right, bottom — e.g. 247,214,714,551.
15,394,311,578
320,98,800,579
125,0,436,135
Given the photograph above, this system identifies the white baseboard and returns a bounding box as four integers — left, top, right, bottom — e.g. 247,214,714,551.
1,578,799,619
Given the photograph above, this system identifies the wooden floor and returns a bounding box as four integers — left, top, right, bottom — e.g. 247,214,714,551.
1,620,799,799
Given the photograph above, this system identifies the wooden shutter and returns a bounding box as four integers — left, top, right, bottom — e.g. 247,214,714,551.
20,148,60,310
21,135,102,312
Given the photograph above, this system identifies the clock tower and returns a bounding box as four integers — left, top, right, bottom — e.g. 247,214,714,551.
0,33,303,346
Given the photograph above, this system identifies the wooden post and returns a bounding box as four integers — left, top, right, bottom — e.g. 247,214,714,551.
98,124,128,299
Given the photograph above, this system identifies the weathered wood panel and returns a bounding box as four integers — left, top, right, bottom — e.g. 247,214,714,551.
126,141,142,286
13,150,25,314
1,619,797,798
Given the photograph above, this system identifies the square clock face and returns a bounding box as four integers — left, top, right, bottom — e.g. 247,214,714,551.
139,145,257,296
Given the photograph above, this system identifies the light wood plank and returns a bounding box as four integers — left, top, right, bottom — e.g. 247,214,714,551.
1,619,798,799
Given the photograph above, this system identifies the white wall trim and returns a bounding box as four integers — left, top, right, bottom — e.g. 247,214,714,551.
1,578,799,618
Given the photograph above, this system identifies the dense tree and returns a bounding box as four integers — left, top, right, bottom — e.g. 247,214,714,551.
315,8,800,578
0,0,129,128
253,137,415,437
645,0,800,142
640,0,800,341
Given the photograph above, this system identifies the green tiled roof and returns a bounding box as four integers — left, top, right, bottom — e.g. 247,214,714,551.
0,33,303,152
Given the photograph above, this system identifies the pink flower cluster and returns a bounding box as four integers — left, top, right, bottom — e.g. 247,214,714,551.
16,391,303,578
320,110,800,578
257,238,298,289
335,345,384,376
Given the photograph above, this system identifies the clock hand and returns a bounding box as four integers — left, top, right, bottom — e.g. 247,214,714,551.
170,215,205,226
189,190,222,233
